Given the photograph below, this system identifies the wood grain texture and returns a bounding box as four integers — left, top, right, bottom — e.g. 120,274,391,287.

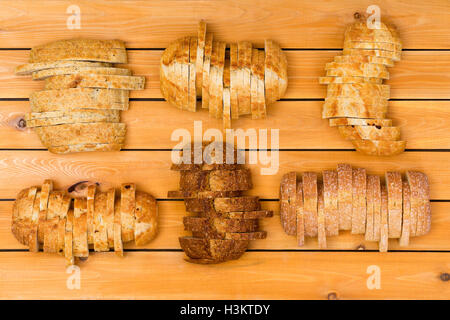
0,0,449,49
1,200,449,251
0,151,448,199
2,50,450,99
1,100,449,149
0,251,448,299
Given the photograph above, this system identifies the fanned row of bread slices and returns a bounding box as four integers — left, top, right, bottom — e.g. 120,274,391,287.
15,39,145,154
168,143,273,263
160,21,288,129
320,15,406,156
280,164,431,252
12,180,158,266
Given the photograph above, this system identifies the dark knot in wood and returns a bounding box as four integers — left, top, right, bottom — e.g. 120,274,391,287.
440,273,449,282
327,292,338,300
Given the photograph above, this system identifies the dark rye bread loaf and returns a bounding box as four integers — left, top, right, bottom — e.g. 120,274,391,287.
170,143,272,263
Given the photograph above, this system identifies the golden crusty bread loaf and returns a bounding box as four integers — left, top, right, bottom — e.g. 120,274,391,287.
319,14,405,156
11,181,158,267
160,21,287,128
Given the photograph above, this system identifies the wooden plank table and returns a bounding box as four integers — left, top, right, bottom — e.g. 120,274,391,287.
0,0,449,300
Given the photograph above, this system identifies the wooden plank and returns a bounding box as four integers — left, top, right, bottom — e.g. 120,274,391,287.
0,0,449,49
0,151,448,199
0,251,448,299
2,50,450,99
1,100,449,149
1,200,449,251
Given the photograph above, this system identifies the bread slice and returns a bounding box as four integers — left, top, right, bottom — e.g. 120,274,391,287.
351,168,366,235
113,199,123,257
44,74,145,90
12,187,38,246
120,183,136,243
317,183,327,249
201,33,214,109
29,88,129,112
221,210,273,219
257,50,267,118
386,172,403,238
48,143,123,154
196,20,207,96
134,191,158,246
295,181,305,246
43,221,59,254
329,118,393,127
325,62,389,79
46,191,63,219
406,171,431,237
323,170,339,237
326,83,390,100
351,139,406,156
323,96,388,119
64,209,74,266
280,172,297,236
31,38,125,51
365,175,376,241
302,172,318,237
215,41,226,119
178,37,190,110
15,61,111,75
224,231,267,240
168,190,241,199
32,66,131,80
229,43,239,119
93,191,109,251
105,188,115,248
188,37,198,112
399,181,411,246
213,196,260,213
56,217,66,256
338,126,401,141
208,41,219,117
73,198,89,258
160,38,183,108
179,169,252,192
334,54,394,67
372,175,382,241
344,41,402,52
28,191,41,252
250,48,259,119
343,48,401,62
38,180,53,243
344,21,401,45
35,122,126,148
264,40,277,106
86,184,96,245
25,110,120,128
29,47,127,64
379,184,389,252
223,87,231,129
337,163,352,230
179,237,249,262
238,41,252,115
319,76,383,85
184,217,258,234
